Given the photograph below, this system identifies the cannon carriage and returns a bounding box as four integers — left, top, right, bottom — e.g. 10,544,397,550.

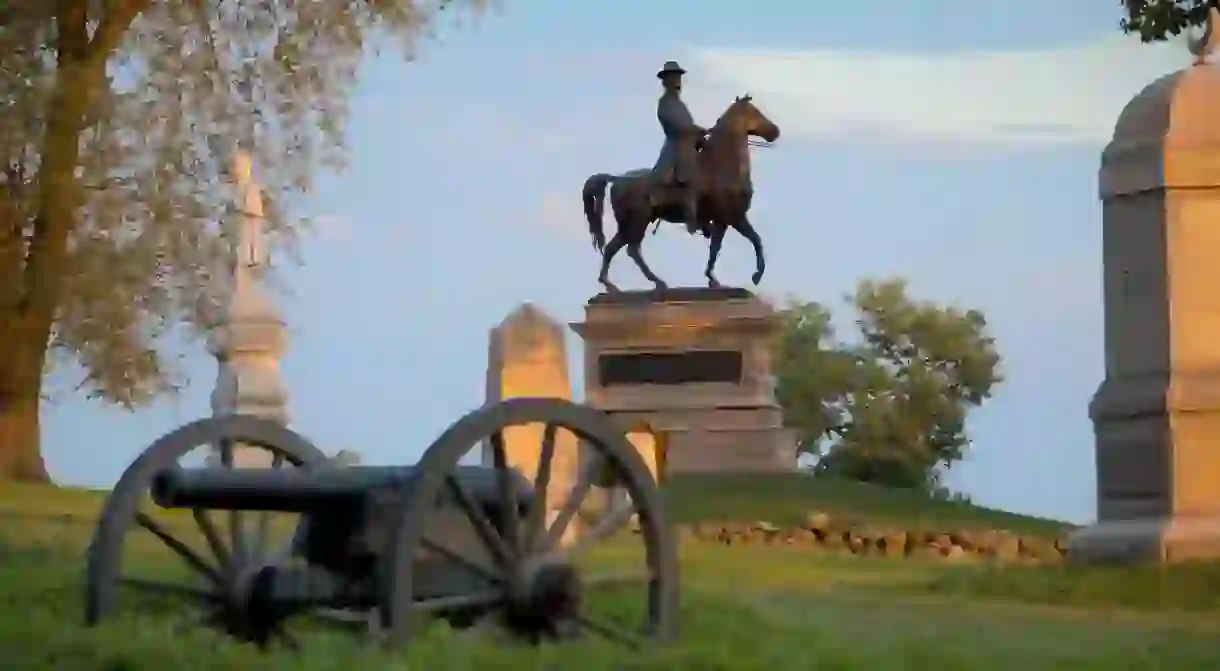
84,397,678,651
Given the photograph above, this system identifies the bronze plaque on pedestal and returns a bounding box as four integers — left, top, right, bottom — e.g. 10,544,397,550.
571,287,795,477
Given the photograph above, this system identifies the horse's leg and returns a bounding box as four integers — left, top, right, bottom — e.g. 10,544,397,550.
625,206,668,291
597,179,635,293
627,242,667,291
733,214,766,285
704,219,727,288
597,232,625,293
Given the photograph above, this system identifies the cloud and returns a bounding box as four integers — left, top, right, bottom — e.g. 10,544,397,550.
687,35,1190,148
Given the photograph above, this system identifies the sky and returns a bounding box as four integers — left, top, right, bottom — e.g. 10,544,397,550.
39,0,1199,524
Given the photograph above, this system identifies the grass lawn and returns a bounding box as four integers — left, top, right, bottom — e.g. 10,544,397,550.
3,479,1219,669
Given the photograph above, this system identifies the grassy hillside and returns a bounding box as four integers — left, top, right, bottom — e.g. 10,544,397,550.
2,481,1218,669
663,473,1069,535
0,472,1071,535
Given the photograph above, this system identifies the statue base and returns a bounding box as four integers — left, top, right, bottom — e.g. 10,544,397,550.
571,286,796,478
586,286,756,305
1066,515,1220,563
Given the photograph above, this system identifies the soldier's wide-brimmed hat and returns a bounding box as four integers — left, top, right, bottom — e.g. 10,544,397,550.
657,61,686,78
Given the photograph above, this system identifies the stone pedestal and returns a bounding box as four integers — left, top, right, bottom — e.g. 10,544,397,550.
208,270,288,468
570,287,796,477
1066,59,1220,563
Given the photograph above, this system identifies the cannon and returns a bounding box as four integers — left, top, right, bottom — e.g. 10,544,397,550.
84,398,678,651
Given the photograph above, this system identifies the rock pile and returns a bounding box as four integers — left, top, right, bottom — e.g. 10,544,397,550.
667,511,1069,564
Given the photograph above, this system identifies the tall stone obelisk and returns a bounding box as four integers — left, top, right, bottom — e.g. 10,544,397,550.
484,304,581,544
1067,10,1220,562
207,150,288,468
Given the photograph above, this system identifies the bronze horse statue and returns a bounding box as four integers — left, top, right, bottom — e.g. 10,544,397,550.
582,95,780,292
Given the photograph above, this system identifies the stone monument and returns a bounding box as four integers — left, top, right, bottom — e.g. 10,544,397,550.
1067,11,1220,562
483,303,580,542
206,150,288,468
570,287,796,478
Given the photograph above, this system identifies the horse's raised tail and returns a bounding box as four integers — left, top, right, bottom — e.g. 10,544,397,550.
582,172,614,253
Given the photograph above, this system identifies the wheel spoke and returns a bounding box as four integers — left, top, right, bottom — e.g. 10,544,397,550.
310,608,371,626
444,475,512,568
411,589,505,614
119,576,220,601
135,512,222,586
552,497,635,563
253,453,286,563
570,611,643,649
192,508,232,576
421,534,504,583
541,455,600,549
490,430,522,558
252,511,271,564
229,511,248,567
173,608,223,635
218,439,249,568
261,536,299,569
309,608,387,643
523,423,557,552
272,625,302,651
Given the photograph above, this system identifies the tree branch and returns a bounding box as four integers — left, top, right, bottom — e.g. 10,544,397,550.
54,0,89,61
85,0,148,67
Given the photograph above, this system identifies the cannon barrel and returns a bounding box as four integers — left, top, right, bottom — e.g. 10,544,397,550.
150,464,533,513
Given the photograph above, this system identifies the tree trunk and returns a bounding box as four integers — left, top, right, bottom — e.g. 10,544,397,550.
0,359,49,483
0,2,132,483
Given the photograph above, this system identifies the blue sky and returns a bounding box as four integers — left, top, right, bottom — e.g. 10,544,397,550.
40,0,1196,523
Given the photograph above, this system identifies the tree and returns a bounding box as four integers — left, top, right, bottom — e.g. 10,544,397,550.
1122,0,1217,42
771,299,855,457
0,1,489,482
773,279,1002,493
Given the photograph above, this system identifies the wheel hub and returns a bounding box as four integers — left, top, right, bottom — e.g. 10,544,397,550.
502,561,582,640
208,564,285,647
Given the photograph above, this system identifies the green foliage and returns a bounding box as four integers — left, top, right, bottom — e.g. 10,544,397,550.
1121,0,1217,42
772,300,854,455
0,0,489,408
773,278,1002,493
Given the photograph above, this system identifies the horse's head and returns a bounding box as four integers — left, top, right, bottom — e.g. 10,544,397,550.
715,94,780,144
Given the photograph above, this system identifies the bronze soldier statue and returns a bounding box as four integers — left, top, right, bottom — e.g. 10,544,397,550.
651,61,709,237
582,69,781,292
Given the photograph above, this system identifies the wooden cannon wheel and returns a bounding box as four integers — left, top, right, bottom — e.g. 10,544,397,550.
84,415,330,646
379,397,680,649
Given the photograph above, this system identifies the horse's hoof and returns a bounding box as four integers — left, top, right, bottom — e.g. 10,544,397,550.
707,279,722,289
751,271,763,285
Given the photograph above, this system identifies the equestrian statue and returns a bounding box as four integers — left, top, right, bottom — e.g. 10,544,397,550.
582,60,780,293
